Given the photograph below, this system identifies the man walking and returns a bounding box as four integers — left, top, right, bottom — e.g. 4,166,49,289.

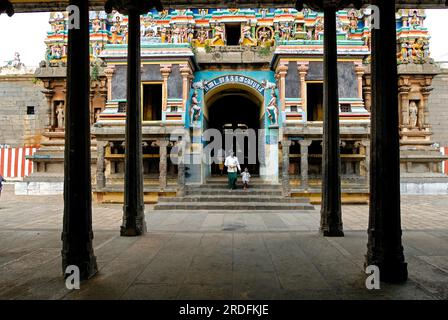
224,151,241,191
0,174,6,199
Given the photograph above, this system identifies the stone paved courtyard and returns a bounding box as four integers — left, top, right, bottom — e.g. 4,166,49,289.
0,185,447,300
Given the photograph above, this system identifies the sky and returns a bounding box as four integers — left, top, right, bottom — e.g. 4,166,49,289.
0,9,448,67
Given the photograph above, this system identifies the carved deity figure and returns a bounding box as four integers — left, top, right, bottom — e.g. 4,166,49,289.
257,27,272,46
240,23,256,45
190,91,201,124
211,24,226,45
110,16,122,44
197,26,209,45
56,103,65,129
348,10,359,32
92,16,102,33
409,10,422,29
92,42,102,57
408,101,418,128
314,18,324,40
171,23,181,43
266,91,279,126
187,25,194,43
280,23,292,41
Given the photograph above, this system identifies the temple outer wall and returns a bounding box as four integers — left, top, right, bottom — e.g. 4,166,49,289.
0,71,47,147
428,65,448,147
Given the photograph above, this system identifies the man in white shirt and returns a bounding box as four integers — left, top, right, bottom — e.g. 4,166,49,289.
224,151,241,190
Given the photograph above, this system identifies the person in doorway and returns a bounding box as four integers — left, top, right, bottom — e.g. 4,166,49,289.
0,174,6,199
216,148,225,175
224,151,241,191
241,167,251,191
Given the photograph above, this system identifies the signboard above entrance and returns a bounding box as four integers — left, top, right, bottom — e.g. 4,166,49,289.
203,75,265,95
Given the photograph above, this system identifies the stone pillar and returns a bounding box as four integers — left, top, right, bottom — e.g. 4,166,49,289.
96,141,107,190
276,63,288,112
61,0,97,280
355,62,364,99
299,139,312,190
421,85,433,130
89,92,95,125
361,140,370,188
398,85,411,128
42,89,55,129
104,66,115,101
281,140,291,197
105,0,155,236
366,0,408,283
362,74,372,112
158,140,169,190
160,64,172,112
177,141,186,197
298,63,309,121
180,64,193,110
320,5,343,237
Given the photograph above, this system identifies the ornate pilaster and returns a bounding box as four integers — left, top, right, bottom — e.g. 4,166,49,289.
366,0,408,283
360,140,370,188
276,63,288,112
281,140,292,197
362,74,372,112
180,64,193,110
96,141,107,190
160,64,172,111
104,66,115,101
421,85,433,130
176,141,186,197
299,139,312,190
61,0,97,280
298,63,309,120
42,88,55,129
398,84,411,129
89,92,95,125
157,140,169,190
355,62,364,99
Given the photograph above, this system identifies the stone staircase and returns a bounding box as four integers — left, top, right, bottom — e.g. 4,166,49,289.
154,178,314,211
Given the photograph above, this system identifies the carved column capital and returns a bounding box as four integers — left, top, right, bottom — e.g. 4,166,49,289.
299,139,313,148
298,62,309,75
281,140,292,148
160,64,172,76
276,63,288,76
104,65,115,78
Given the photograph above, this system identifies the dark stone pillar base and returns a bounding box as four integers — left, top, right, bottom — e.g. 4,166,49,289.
62,250,98,281
120,207,147,237
320,229,345,237
365,259,408,283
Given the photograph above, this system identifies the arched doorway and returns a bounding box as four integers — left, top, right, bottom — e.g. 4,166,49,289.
204,85,264,176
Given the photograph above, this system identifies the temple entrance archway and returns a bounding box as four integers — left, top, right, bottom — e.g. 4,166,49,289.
204,85,264,176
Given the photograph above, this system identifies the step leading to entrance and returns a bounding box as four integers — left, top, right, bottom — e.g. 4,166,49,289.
154,183,314,211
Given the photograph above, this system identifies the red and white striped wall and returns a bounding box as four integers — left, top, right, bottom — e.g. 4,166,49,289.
0,147,36,179
442,147,448,175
